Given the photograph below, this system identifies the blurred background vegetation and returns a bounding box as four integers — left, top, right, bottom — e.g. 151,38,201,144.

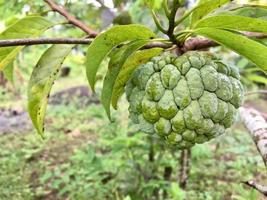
0,0,266,200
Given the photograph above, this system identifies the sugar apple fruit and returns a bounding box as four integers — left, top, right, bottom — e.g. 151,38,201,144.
125,51,244,149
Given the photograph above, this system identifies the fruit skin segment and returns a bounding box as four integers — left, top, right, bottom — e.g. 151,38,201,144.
125,51,244,149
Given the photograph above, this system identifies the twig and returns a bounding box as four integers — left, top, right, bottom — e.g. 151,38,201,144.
0,38,92,47
44,0,98,37
242,180,267,196
245,90,267,96
0,38,172,49
179,149,191,189
239,107,267,167
0,32,266,50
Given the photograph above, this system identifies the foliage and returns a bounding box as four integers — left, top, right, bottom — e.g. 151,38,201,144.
0,16,53,70
0,0,266,135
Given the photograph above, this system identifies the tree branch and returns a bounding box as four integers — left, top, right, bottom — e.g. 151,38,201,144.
1,32,265,50
239,107,267,167
242,180,267,197
182,37,217,51
0,38,93,47
0,38,172,49
182,32,267,51
44,0,98,37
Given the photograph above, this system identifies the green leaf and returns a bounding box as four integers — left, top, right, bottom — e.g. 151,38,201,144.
190,0,231,27
228,6,267,18
194,28,267,72
111,48,163,109
195,15,267,33
85,24,156,91
247,74,267,84
101,39,151,119
28,45,73,137
0,16,53,70
197,0,211,4
3,62,14,83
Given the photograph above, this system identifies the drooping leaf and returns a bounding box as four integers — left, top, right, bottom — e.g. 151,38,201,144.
190,0,231,27
3,62,14,83
101,39,152,119
194,28,267,72
0,16,53,70
111,48,163,109
28,45,73,137
85,24,156,91
194,15,267,33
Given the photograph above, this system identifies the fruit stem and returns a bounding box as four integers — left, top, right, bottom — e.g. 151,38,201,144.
166,0,180,46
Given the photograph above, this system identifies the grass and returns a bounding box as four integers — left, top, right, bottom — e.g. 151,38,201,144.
0,96,266,200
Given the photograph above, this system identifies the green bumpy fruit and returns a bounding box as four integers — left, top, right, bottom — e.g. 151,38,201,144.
125,51,244,149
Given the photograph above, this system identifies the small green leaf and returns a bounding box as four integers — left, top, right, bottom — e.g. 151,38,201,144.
112,48,163,109
195,15,267,33
194,28,267,72
190,0,231,27
0,16,53,70
247,74,267,84
28,45,73,137
101,39,151,119
85,24,156,91
228,5,267,18
3,62,14,83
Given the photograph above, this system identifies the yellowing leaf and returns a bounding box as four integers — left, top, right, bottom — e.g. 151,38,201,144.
28,45,73,137
3,62,14,83
0,16,53,70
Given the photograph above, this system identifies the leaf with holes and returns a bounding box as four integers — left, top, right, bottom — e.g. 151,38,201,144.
85,24,156,91
101,39,151,119
194,15,267,33
28,45,73,137
0,16,53,70
190,0,231,27
111,48,163,109
194,27,267,72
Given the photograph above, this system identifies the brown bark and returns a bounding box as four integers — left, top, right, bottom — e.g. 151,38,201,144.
239,107,267,167
179,149,191,189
